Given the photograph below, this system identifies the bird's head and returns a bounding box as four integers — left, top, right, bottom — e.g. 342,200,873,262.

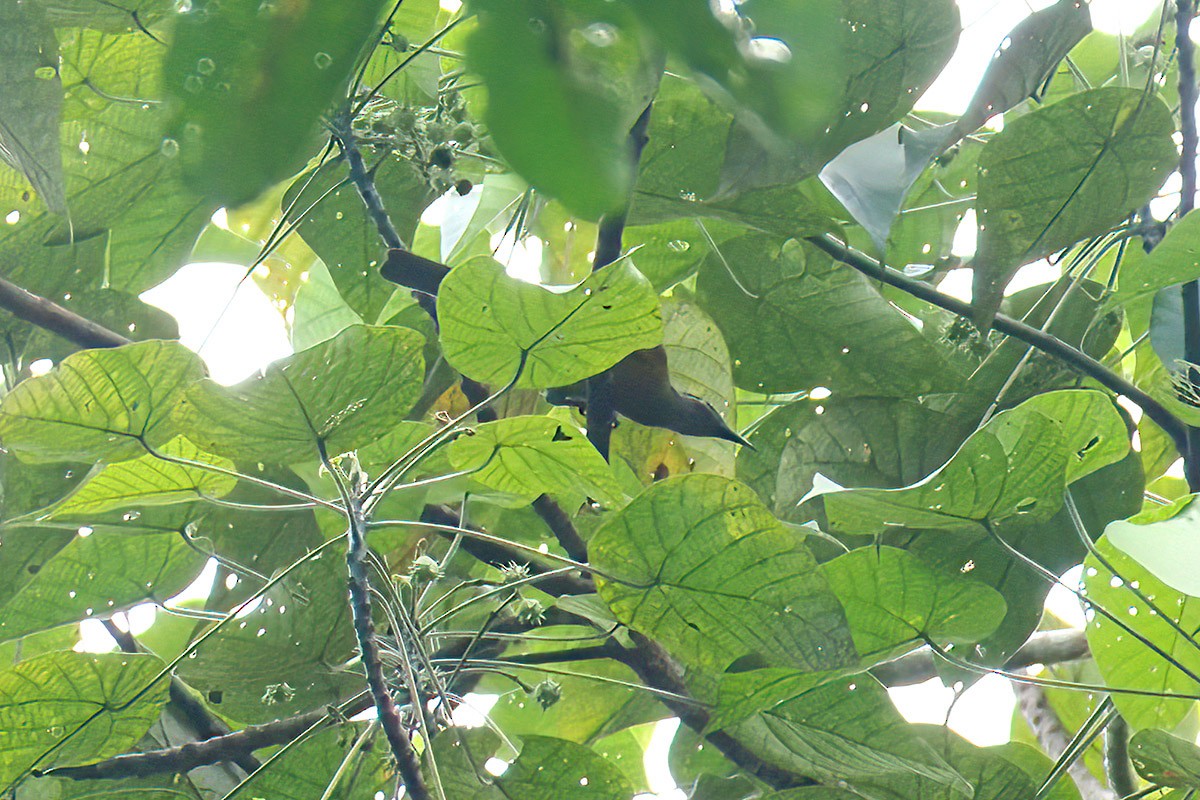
676,394,755,449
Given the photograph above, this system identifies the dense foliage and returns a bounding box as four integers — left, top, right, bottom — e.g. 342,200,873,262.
4,0,1200,798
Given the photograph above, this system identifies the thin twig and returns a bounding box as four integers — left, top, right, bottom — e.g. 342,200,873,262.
38,611,539,783
0,275,130,349
319,443,429,800
807,233,1191,457
418,505,594,596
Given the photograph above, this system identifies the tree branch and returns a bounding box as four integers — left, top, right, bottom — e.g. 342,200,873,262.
35,710,329,781
101,619,262,775
337,123,405,251
871,628,1089,686
1015,682,1113,800
321,445,428,800
0,275,130,350
1105,713,1137,799
41,614,533,783
617,632,813,790
1175,0,1200,491
807,233,1192,458
498,643,619,666
345,126,586,560
420,504,593,596
530,494,588,563
586,103,654,462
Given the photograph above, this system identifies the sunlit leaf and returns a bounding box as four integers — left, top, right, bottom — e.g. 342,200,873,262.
0,651,169,787
813,390,1130,536
914,727,1083,800
714,673,973,799
41,435,236,518
497,735,634,800
175,325,425,463
177,552,357,723
448,415,623,505
1084,536,1200,730
1106,494,1200,597
1110,211,1200,309
973,88,1175,325
0,341,206,464
438,256,661,389
0,514,207,643
590,474,856,672
224,726,393,799
485,627,660,744
35,0,175,32
696,235,962,395
823,546,1007,663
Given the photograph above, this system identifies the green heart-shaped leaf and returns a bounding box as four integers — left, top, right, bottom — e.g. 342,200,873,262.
448,415,622,505
438,256,661,389
0,340,205,464
175,325,425,463
590,473,855,672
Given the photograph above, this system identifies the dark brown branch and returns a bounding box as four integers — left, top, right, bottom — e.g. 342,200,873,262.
322,441,428,800
807,233,1192,458
41,616,533,783
1015,683,1113,800
1175,0,1200,491
530,494,588,563
1105,713,1136,799
101,619,262,775
35,710,328,781
586,103,654,462
0,275,130,350
617,632,812,790
337,124,405,251
351,92,818,792
872,628,1089,686
420,504,593,595
498,643,619,666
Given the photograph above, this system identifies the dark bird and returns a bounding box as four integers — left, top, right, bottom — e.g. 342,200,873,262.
551,346,753,448
382,249,753,448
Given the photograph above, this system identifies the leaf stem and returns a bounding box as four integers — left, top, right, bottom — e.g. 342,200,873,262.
1018,684,1113,800
807,233,1191,458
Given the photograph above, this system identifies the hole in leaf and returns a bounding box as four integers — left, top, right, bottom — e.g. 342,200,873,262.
1077,436,1101,460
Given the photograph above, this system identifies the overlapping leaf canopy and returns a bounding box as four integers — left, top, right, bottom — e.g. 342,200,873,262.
0,0,1195,798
